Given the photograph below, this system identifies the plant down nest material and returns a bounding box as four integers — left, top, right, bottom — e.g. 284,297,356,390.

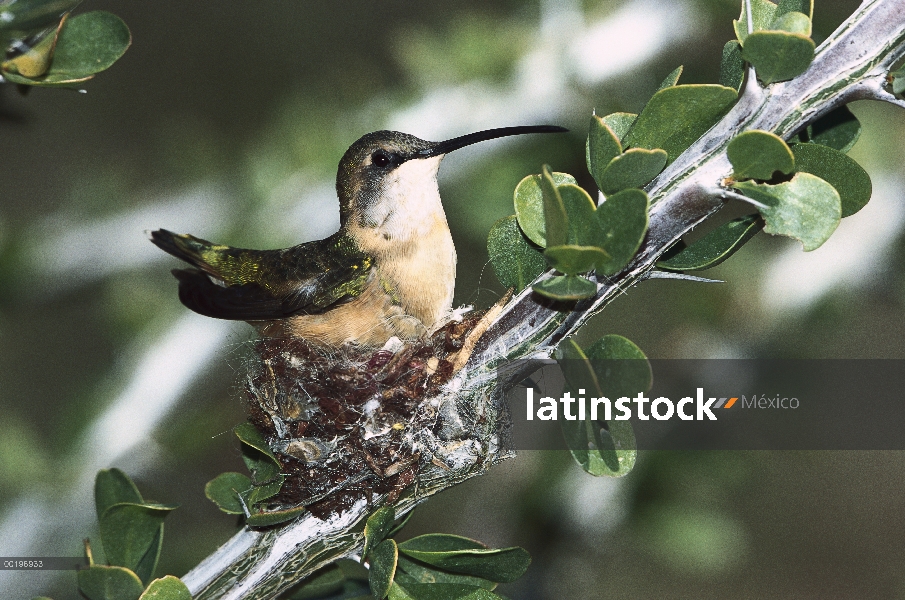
243,309,507,520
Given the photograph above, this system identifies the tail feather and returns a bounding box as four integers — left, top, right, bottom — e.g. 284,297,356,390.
148,229,217,275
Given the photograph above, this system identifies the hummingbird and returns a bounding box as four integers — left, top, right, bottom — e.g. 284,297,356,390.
149,125,567,348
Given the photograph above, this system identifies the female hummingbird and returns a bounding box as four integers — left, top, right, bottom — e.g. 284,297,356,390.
149,125,566,348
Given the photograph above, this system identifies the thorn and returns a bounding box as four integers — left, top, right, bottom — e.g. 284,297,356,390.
646,270,724,284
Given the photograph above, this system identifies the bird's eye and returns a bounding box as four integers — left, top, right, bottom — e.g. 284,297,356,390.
372,152,391,167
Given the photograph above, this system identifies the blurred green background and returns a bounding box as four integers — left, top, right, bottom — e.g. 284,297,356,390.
3,0,905,598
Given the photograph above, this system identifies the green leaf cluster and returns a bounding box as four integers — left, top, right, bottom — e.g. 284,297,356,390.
733,0,816,84
289,507,530,600
490,62,763,301
588,112,667,192
492,36,849,298
725,121,868,252
204,422,305,527
0,1,130,88
557,336,649,478
490,159,649,301
660,103,871,270
533,161,650,300
76,469,190,600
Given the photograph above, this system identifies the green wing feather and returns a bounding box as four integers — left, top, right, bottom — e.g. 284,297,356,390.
149,229,373,320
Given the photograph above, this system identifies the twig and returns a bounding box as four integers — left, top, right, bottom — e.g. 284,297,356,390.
183,3,905,598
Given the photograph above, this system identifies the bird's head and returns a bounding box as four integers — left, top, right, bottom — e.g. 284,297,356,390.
336,126,567,229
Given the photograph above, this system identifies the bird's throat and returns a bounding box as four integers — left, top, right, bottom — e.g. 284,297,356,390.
347,155,457,335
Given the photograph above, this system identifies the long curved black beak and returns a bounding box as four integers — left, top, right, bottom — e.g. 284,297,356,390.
417,125,568,158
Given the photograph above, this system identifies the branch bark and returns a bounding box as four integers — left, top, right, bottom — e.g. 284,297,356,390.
183,2,905,597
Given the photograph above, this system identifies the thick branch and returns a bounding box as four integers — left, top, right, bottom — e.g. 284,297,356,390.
183,2,905,598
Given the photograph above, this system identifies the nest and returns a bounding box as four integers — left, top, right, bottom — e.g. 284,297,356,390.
243,310,491,519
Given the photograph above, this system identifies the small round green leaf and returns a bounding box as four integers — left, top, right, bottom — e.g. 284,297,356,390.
544,245,609,276
513,172,576,247
720,41,745,91
727,130,794,180
791,143,871,217
247,477,285,506
246,504,305,527
733,173,841,251
540,165,568,248
397,537,530,583
623,85,738,163
205,472,252,515
559,184,600,247
234,422,276,458
77,565,144,600
734,0,778,43
235,422,282,485
99,502,176,581
793,104,861,152
600,112,637,142
657,214,764,271
743,30,815,85
532,275,596,301
139,576,192,600
587,116,622,192
49,11,131,77
595,188,649,276
776,0,813,20
599,148,667,195
656,65,683,91
487,216,546,291
95,468,143,521
369,539,399,600
397,556,496,590
363,506,396,560
771,11,811,36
